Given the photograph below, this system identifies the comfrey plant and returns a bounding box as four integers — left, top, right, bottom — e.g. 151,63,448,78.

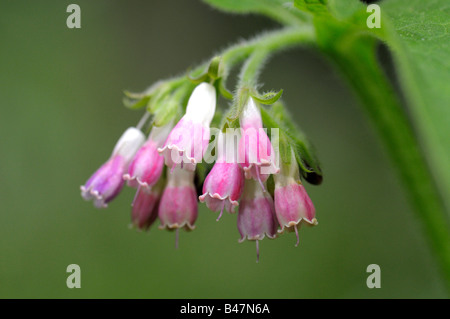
80,0,450,281
80,26,325,261
81,73,321,260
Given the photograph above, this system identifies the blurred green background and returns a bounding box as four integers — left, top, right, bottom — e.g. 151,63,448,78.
0,0,446,298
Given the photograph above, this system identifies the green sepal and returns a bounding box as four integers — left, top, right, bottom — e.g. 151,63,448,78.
187,71,209,84
216,77,233,100
146,84,175,113
250,89,283,105
123,94,150,110
152,97,180,127
123,90,147,100
123,80,170,110
207,56,222,80
188,56,223,84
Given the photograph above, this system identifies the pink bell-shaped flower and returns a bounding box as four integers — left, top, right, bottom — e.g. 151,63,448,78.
158,167,198,248
158,83,216,171
237,178,278,262
274,149,317,246
124,123,172,191
199,131,245,220
130,178,164,230
81,127,145,208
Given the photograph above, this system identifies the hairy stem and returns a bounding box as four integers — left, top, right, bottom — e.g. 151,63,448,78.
189,26,315,89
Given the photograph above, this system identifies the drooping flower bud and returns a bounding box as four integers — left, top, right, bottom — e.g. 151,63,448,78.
158,83,216,171
238,97,278,189
124,123,172,190
199,131,245,220
238,178,278,262
130,178,164,230
81,127,145,208
274,148,317,246
158,167,198,231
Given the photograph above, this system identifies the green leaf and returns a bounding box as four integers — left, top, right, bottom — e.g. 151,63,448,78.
203,0,309,26
294,0,364,19
327,0,364,20
381,0,450,211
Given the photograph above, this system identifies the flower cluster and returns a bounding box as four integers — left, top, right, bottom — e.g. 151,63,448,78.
81,82,319,261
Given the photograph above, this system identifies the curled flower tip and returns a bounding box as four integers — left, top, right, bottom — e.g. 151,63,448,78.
81,127,145,208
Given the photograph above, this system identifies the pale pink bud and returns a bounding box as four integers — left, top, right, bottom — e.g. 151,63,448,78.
238,179,278,262
158,168,198,231
130,178,165,230
81,127,145,208
238,97,279,188
158,83,216,171
199,132,245,220
124,123,172,190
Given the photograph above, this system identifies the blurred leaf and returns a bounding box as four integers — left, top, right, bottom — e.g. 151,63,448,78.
327,0,364,19
294,0,329,16
294,0,450,287
381,0,450,210
295,0,449,204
